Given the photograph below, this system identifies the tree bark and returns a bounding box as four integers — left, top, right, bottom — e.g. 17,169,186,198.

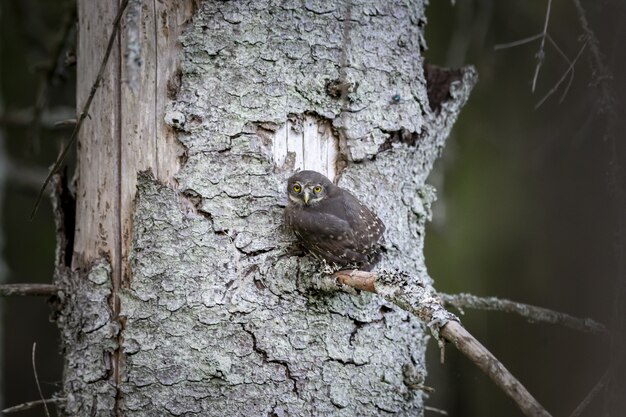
56,0,475,415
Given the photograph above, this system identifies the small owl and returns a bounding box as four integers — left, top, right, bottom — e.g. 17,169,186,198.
284,170,385,270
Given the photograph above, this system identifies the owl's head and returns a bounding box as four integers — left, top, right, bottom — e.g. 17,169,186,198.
287,170,333,206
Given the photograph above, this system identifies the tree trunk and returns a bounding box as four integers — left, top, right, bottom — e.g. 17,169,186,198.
56,0,475,415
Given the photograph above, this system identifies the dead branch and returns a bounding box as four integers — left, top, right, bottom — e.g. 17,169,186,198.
424,405,449,415
535,40,587,109
0,283,58,297
2,398,65,414
531,0,552,92
330,269,552,417
0,106,75,129
31,5,77,150
569,369,609,417
8,160,49,191
30,0,130,219
31,343,51,417
440,292,606,334
495,33,544,50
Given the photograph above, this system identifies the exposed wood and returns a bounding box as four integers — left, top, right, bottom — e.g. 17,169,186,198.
73,0,121,270
118,0,189,285
74,1,191,271
273,115,340,181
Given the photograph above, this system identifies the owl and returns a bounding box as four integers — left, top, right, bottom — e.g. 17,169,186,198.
284,170,385,270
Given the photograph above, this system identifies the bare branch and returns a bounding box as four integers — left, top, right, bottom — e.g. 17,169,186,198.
0,283,58,297
31,5,77,150
494,33,544,51
54,118,77,128
569,370,610,417
570,0,614,113
30,0,130,219
424,405,449,415
535,40,587,109
330,270,552,417
440,292,606,334
531,0,553,92
2,398,65,414
7,160,48,191
32,343,51,417
0,106,75,129
442,320,552,417
545,35,575,103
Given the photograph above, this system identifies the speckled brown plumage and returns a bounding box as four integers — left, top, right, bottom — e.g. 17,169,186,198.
284,170,385,270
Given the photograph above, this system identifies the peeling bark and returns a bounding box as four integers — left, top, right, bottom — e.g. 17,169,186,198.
57,0,476,415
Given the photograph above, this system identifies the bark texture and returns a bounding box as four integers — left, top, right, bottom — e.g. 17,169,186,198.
58,0,476,415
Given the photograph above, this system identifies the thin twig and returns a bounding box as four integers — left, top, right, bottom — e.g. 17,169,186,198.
2,398,65,414
32,343,51,417
440,292,606,334
7,160,48,191
570,0,615,114
568,369,610,417
569,369,610,417
0,283,58,297
535,40,588,109
30,0,130,219
494,33,544,51
31,5,77,151
54,118,77,128
532,0,553,92
331,270,552,417
0,106,75,129
425,405,449,415
545,35,576,103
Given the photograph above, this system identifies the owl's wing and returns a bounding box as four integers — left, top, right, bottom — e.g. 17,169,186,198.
340,191,386,250
286,206,366,264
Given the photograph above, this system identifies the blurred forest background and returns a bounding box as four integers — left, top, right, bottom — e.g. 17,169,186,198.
0,1,624,416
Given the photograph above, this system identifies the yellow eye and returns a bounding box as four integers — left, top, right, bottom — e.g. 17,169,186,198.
313,185,322,193
292,184,301,192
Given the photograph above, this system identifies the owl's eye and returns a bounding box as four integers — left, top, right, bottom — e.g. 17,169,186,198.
292,184,301,192
313,185,322,193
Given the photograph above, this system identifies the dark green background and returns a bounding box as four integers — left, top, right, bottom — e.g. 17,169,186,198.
1,1,624,416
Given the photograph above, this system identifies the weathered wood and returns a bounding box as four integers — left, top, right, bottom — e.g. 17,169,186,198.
74,0,120,271
118,0,190,285
75,0,189,273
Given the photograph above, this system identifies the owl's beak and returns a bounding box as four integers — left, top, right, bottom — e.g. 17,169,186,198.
303,191,311,205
